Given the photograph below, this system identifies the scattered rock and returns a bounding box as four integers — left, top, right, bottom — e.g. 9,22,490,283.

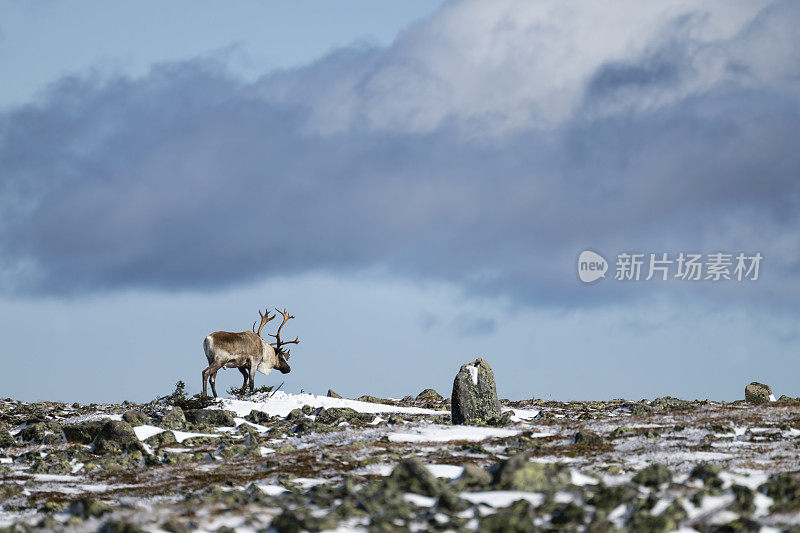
69,497,113,518
745,382,774,405
20,421,65,445
478,499,536,532
327,389,342,399
573,429,604,445
187,408,236,427
760,472,800,512
387,457,448,497
416,388,444,402
93,420,144,455
63,420,106,444
491,453,571,492
451,358,503,425
122,410,151,426
632,463,672,488
161,407,187,429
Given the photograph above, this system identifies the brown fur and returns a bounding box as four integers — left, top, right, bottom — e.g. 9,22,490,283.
202,330,290,397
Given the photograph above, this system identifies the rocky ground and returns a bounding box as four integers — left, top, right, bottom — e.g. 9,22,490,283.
2,385,800,532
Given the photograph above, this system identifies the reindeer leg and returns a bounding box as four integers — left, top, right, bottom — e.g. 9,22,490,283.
248,361,256,394
203,360,225,398
238,367,249,395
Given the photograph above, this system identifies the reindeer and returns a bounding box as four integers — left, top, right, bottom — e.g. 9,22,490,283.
202,307,299,398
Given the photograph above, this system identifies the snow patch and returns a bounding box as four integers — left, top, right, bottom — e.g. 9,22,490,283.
221,391,442,419
570,470,599,486
388,425,519,443
172,430,220,444
426,464,465,479
460,491,545,508
133,425,165,441
404,493,436,507
467,365,479,385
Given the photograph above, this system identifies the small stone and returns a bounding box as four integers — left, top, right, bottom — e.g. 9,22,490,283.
327,389,342,399
451,358,503,425
745,382,774,405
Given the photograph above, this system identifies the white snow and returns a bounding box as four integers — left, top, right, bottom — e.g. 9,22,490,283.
221,391,442,419
0,458,11,464
570,470,599,486
403,493,436,507
426,464,465,479
351,463,464,478
769,394,776,402
256,484,288,496
459,491,545,508
388,425,520,443
259,447,275,456
467,365,479,385
133,425,165,441
172,430,220,444
503,407,540,421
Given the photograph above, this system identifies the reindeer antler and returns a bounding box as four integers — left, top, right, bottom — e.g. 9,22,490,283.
269,307,300,353
252,307,275,338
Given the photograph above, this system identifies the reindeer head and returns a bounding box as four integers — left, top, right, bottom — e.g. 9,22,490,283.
269,308,298,374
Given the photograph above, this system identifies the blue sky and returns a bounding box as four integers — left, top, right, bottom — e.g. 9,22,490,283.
1,1,799,403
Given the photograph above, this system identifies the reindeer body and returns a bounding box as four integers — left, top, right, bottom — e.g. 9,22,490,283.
202,307,297,398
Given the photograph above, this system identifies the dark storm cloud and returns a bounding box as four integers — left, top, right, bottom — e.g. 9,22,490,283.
1,1,799,308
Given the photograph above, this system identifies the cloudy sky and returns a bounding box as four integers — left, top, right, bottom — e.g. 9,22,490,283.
1,0,798,403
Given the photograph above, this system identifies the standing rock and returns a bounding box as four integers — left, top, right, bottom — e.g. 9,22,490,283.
451,358,502,425
745,382,775,405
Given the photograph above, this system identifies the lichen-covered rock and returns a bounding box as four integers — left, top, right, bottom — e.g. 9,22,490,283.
316,407,374,425
93,420,144,455
63,420,106,444
122,410,151,426
68,497,113,518
745,382,774,405
760,472,800,512
0,425,14,448
491,453,571,492
187,408,235,427
632,463,672,488
327,389,342,399
451,358,502,425
387,457,448,497
20,421,65,444
690,463,724,490
589,483,639,511
416,388,444,402
245,410,272,425
650,396,696,411
478,499,536,532
144,430,176,448
161,407,187,429
455,462,493,491
573,429,604,445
